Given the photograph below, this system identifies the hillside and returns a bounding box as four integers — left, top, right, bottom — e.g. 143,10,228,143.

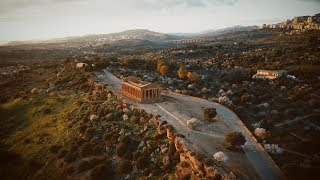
0,60,237,179
199,25,259,37
6,29,182,47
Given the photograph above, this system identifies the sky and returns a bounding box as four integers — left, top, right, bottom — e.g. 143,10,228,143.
0,0,319,43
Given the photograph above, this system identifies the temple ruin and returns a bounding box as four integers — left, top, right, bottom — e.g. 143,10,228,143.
121,77,161,103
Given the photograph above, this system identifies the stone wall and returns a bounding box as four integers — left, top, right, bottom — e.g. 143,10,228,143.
151,116,238,180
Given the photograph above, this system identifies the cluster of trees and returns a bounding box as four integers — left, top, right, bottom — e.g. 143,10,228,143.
178,65,199,82
122,58,156,71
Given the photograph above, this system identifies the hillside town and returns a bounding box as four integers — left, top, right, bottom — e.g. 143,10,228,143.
261,13,320,31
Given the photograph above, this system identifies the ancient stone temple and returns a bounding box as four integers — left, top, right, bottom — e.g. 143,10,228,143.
121,77,161,103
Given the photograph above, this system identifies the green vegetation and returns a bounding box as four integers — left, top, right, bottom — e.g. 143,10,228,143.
1,28,319,179
224,132,246,151
0,95,81,179
203,107,217,121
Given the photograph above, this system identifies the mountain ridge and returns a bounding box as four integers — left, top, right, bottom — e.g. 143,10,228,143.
4,26,261,46
5,29,182,46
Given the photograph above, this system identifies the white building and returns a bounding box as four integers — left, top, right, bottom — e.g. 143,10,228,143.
253,70,287,80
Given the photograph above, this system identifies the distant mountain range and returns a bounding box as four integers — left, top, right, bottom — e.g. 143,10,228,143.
197,25,259,37
6,29,181,46
5,26,258,46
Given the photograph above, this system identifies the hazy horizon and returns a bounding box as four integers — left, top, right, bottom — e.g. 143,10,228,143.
0,0,319,44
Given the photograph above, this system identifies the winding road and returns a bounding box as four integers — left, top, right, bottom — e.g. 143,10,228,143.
99,69,285,180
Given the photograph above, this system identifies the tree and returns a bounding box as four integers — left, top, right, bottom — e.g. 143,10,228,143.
203,107,217,121
159,65,168,76
178,65,187,79
187,71,199,82
79,143,92,157
156,60,165,72
145,60,156,71
224,132,246,151
136,156,150,169
119,159,132,174
90,164,114,180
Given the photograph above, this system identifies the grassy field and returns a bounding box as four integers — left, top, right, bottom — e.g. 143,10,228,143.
0,95,80,179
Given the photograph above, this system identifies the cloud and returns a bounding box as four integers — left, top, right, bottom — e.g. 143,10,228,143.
0,0,239,16
133,0,239,11
296,0,320,2
0,0,84,15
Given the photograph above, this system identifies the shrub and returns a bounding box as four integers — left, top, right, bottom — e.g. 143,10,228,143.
80,143,92,157
78,160,91,172
254,128,268,139
90,138,99,146
84,127,95,139
90,164,114,180
187,71,199,82
69,143,78,153
79,124,88,134
105,113,113,121
124,152,133,160
24,138,31,144
133,151,143,161
284,108,297,119
178,65,187,79
58,149,68,158
93,145,104,155
75,138,85,147
116,143,127,157
180,161,189,167
214,174,222,180
159,65,168,76
130,116,139,124
181,173,191,180
152,133,165,141
213,151,229,162
49,145,60,153
119,135,131,144
136,156,150,169
203,107,217,121
64,152,77,163
224,132,246,151
119,159,132,174
87,156,107,168
64,166,74,175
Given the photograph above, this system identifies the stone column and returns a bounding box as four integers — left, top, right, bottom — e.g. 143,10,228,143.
142,90,144,100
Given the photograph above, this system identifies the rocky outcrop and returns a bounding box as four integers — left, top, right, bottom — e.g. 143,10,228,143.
174,137,236,180
147,116,238,179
